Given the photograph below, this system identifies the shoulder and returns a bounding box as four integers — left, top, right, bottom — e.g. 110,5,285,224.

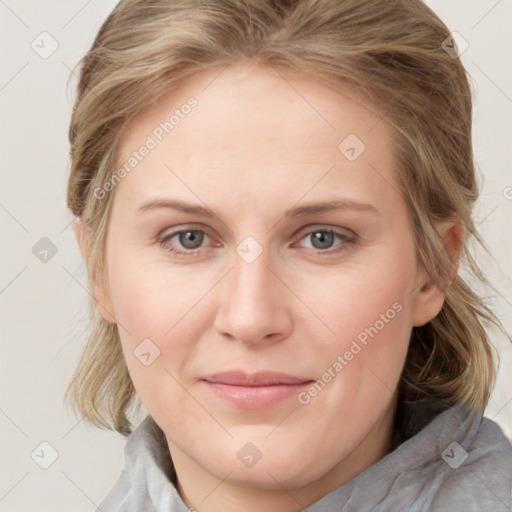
96,416,181,512
429,406,512,511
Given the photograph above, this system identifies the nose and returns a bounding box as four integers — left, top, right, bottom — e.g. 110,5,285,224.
213,248,293,346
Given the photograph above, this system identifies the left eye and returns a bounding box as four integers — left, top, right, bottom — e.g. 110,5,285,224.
297,229,352,252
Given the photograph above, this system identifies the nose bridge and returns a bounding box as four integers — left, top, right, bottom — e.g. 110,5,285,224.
233,250,272,305
214,244,291,344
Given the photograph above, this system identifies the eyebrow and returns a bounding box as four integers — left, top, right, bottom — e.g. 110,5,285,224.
137,198,380,219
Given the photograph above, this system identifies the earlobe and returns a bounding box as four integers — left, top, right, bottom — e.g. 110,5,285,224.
411,220,464,327
73,217,117,324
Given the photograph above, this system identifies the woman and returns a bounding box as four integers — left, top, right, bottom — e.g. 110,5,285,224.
66,0,512,510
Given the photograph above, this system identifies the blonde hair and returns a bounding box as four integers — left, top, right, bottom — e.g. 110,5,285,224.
67,0,502,436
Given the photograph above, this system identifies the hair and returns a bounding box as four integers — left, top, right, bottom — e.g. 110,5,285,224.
66,0,503,436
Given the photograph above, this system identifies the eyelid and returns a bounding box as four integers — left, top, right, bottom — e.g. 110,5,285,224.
157,224,218,254
293,224,356,242
158,223,214,241
159,224,354,241
158,223,357,256
291,225,356,253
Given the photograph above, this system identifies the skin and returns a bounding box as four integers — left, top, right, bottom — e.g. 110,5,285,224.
76,62,461,511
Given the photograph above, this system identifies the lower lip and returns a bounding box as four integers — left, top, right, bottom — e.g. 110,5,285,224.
202,381,311,409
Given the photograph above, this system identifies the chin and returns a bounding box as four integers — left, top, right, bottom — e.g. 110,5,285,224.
197,437,335,491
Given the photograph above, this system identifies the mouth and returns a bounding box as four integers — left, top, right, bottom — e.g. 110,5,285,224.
200,371,314,409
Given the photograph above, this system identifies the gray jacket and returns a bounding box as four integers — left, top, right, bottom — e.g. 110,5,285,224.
97,402,512,511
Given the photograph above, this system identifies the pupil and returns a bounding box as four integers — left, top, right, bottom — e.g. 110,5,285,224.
311,231,334,249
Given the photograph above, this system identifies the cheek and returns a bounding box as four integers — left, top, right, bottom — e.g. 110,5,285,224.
108,251,210,343
105,251,213,398
303,249,416,348
298,247,416,403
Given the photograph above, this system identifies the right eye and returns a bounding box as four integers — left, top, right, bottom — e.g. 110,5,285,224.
159,227,216,257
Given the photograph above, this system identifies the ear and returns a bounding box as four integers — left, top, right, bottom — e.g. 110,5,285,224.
74,217,117,324
412,220,464,327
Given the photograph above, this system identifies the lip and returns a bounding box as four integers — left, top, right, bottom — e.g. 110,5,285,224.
201,371,314,409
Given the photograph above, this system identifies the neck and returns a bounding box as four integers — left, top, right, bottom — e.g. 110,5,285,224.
167,402,397,512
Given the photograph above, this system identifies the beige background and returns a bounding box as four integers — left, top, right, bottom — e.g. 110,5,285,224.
1,0,511,510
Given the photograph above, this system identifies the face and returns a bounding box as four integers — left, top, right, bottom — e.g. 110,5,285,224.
87,63,445,498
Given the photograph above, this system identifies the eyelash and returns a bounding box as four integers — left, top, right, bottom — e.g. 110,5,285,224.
158,226,356,258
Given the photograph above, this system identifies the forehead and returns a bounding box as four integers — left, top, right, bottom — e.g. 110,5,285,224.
115,62,401,216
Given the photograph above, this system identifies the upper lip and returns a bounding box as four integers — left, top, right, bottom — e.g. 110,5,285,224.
202,371,313,386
